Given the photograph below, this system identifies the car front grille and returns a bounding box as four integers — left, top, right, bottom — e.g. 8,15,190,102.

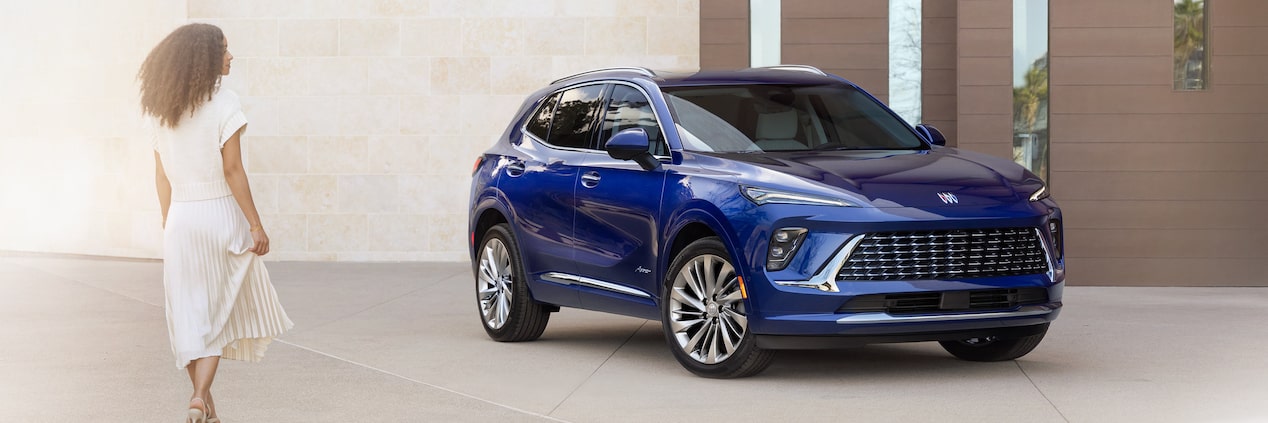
837,288,1049,314
837,227,1049,281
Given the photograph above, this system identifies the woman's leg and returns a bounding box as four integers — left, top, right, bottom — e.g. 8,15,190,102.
188,356,221,417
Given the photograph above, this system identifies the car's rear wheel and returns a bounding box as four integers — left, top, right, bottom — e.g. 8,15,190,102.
475,223,550,342
662,237,774,378
939,323,1049,361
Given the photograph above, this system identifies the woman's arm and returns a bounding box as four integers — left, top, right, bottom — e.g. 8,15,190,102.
221,126,270,255
155,152,171,228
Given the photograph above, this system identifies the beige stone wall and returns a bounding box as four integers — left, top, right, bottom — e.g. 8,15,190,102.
0,0,700,262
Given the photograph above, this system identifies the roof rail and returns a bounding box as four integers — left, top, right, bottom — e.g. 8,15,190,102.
551,67,657,84
756,64,828,76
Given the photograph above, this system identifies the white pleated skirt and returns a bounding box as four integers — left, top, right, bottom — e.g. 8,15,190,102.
163,195,293,369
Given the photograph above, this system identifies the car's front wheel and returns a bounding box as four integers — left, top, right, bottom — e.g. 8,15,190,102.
475,223,550,342
939,323,1049,361
661,237,774,378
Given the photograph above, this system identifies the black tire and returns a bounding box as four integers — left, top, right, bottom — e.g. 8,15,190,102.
661,237,775,378
474,223,550,342
939,323,1049,362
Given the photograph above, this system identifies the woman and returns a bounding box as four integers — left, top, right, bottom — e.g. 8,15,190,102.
138,23,293,423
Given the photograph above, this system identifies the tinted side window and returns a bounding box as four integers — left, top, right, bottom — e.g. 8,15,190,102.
525,92,560,141
546,85,606,149
600,85,666,156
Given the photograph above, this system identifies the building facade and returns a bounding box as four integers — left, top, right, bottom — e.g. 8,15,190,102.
702,0,1267,286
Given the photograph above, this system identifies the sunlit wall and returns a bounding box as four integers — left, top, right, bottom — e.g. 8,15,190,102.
0,0,701,261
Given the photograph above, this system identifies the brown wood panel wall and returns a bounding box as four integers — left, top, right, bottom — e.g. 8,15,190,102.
700,0,750,69
781,0,890,102
1050,0,1268,286
923,0,958,145
955,0,1012,159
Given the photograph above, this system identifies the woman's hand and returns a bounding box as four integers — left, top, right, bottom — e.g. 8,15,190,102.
249,227,270,256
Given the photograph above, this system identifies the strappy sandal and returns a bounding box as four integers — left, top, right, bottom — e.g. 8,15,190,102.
187,397,208,423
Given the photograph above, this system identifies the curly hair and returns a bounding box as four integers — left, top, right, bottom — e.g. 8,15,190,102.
137,23,225,128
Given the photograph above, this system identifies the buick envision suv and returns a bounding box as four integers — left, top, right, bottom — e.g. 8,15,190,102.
468,66,1064,378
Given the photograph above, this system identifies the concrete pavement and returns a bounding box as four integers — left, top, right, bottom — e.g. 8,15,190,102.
1,253,1266,422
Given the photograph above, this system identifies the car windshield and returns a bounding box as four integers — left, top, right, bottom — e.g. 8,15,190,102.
663,84,927,153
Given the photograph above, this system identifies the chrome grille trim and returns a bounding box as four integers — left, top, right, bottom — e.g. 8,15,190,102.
837,227,1049,281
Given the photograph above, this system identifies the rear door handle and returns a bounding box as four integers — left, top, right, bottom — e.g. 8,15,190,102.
506,161,526,177
580,171,601,188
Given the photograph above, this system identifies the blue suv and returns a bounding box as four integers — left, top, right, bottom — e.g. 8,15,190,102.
468,66,1064,378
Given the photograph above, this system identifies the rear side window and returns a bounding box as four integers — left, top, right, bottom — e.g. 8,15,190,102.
525,92,560,141
600,84,666,156
546,84,606,149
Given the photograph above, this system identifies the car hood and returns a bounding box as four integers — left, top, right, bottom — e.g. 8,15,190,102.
710,148,1040,208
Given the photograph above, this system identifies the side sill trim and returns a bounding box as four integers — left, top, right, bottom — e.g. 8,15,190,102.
543,272,652,299
835,304,1058,325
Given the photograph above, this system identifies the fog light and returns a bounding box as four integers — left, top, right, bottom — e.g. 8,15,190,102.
767,228,808,271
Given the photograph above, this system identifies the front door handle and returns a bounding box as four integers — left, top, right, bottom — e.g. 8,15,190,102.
580,171,601,188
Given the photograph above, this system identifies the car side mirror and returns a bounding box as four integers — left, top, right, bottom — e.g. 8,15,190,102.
915,124,947,146
605,128,660,171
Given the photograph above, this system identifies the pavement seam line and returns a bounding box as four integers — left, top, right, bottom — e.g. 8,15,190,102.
1015,360,1070,423
276,339,572,423
547,319,650,416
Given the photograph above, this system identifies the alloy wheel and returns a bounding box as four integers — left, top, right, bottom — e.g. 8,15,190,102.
668,254,748,364
477,237,513,330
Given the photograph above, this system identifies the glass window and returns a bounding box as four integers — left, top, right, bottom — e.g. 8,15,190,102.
546,85,606,150
663,84,927,153
1174,0,1208,90
888,0,922,124
525,92,560,141
599,85,666,156
1013,0,1049,182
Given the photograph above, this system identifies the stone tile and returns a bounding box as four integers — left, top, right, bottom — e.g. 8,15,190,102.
368,214,428,251
276,97,342,136
398,173,466,214
309,57,368,95
260,212,309,252
308,136,369,173
401,95,462,135
430,57,491,95
338,19,401,56
337,175,399,213
400,18,464,57
247,58,309,96
367,57,430,95
459,95,524,138
245,136,308,174
647,16,699,56
201,18,280,58
278,175,337,213
367,135,430,174
522,18,588,56
308,213,369,252
585,17,648,56
490,56,554,96
337,96,400,135
249,174,281,214
462,18,527,56
280,19,339,56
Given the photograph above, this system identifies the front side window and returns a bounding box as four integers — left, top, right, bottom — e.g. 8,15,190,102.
663,84,926,153
599,85,666,156
546,84,606,149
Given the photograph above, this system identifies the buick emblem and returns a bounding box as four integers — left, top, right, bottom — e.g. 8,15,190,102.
937,192,959,204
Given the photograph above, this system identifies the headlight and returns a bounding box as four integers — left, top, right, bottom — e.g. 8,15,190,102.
742,186,854,207
1029,184,1049,202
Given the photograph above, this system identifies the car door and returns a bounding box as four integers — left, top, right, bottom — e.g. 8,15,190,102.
571,83,669,317
499,84,607,308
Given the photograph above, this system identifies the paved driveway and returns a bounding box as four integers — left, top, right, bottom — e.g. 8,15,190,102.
1,254,1265,422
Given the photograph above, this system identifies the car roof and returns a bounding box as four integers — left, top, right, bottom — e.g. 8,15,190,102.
549,65,856,89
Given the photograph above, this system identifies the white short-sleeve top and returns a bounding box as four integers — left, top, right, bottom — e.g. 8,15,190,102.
153,88,248,202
